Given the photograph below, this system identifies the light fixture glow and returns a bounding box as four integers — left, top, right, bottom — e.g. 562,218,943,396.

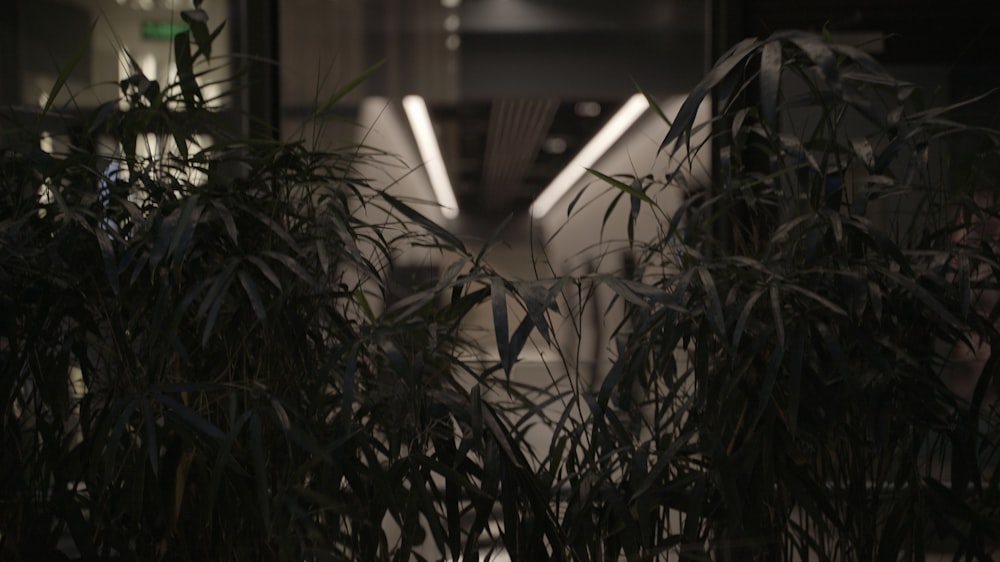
402,95,460,219
530,94,649,219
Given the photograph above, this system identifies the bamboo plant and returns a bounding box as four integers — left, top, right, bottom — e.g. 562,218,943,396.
4,5,1000,561
579,30,1000,561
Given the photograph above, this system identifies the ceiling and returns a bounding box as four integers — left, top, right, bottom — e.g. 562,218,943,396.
278,0,1000,225
281,0,707,223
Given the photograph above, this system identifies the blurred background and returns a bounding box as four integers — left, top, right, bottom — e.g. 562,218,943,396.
3,0,999,377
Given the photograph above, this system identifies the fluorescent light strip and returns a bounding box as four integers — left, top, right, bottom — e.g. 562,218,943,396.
402,95,460,219
530,94,650,219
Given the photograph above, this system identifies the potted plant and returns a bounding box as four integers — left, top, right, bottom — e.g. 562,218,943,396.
0,6,555,560
577,30,1000,560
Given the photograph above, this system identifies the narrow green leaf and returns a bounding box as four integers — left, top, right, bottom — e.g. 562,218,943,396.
105,399,139,482
247,256,282,290
315,239,330,274
237,270,267,320
165,113,189,159
957,255,970,320
867,280,883,321
196,258,237,321
661,37,761,155
173,26,202,109
167,195,203,263
42,20,97,115
262,251,312,284
731,107,750,143
210,200,239,244
270,398,291,432
207,409,252,515
491,278,511,375
343,343,358,416
634,80,673,127
851,137,876,170
696,267,726,337
631,429,696,500
598,338,626,410
786,327,804,434
140,398,159,478
783,283,848,317
314,60,386,117
732,288,765,349
770,284,786,349
782,31,841,90
381,191,466,252
565,180,594,217
95,230,120,296
752,342,784,431
876,267,962,330
249,412,271,536
156,393,225,440
759,39,782,131
181,10,212,59
516,282,554,344
587,169,655,206
149,207,181,272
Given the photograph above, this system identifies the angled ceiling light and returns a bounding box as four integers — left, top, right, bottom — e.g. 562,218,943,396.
530,93,650,220
402,95,460,219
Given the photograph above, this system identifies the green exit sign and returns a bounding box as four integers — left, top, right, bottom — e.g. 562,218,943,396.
142,21,190,40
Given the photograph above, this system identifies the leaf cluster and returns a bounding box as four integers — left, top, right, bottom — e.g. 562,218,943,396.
586,30,1000,561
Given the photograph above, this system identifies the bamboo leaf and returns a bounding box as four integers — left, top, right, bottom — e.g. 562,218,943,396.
141,398,159,478
247,256,282,290
95,229,120,295
249,412,271,536
270,398,291,432
957,255,970,320
105,399,139,482
210,199,239,244
197,260,238,345
868,280,883,322
876,267,962,330
696,267,726,337
343,343,358,416
181,9,212,59
237,269,267,320
42,20,96,115
759,39,782,131
851,137,876,170
782,31,841,90
262,251,312,284
491,278,511,375
598,338,626,410
166,194,203,264
732,287,766,349
634,80,672,126
207,409,252,514
381,191,466,252
155,393,225,439
173,26,201,109
587,169,655,206
661,37,761,155
783,283,848,317
315,239,330,275
516,282,555,344
565,180,593,217
770,284,786,349
731,107,750,144
631,429,696,500
314,60,386,117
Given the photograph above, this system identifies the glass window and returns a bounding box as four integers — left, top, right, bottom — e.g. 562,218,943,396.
14,0,232,111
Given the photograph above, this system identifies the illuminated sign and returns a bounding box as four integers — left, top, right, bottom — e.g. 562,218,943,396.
142,21,190,40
